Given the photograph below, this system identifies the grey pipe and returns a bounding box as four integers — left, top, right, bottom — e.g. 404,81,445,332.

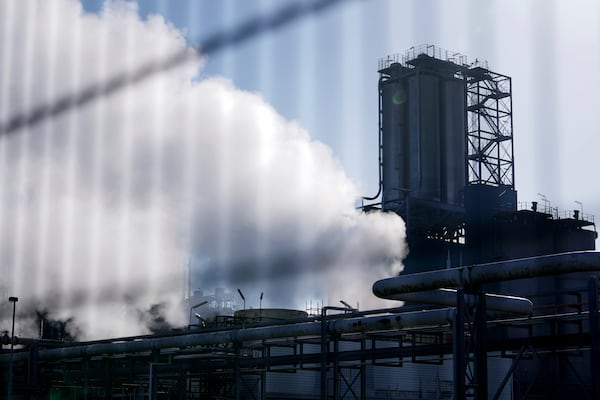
3,308,456,363
373,251,600,298
387,289,533,315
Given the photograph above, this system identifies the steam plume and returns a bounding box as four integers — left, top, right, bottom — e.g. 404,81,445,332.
0,0,406,339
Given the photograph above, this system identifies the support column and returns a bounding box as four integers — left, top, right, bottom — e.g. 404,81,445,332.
260,370,266,400
474,291,487,399
321,311,328,400
27,343,40,396
454,289,466,400
333,335,339,400
149,349,160,400
235,345,241,400
83,356,89,400
589,276,600,399
360,339,366,400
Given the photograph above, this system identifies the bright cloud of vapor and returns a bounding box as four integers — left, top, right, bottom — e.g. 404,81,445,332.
0,0,406,339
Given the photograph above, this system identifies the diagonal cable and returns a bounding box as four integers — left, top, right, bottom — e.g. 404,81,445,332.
0,0,354,136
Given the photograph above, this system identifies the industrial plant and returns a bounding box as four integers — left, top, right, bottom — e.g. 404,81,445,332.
2,44,600,400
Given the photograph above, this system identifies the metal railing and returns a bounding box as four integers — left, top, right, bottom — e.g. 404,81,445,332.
378,44,489,71
518,201,595,224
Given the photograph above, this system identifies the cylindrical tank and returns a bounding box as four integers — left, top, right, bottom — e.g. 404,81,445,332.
381,75,410,209
440,78,466,205
418,72,442,201
380,63,466,209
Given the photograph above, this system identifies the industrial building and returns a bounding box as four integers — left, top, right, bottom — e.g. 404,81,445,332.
1,45,600,399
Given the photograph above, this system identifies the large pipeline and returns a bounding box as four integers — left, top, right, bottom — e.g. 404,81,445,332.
373,251,600,298
10,251,592,365
1,309,458,363
388,289,533,316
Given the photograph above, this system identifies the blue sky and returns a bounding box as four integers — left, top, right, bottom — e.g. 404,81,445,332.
78,0,600,220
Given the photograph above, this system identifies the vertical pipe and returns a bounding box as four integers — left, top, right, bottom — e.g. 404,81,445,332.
360,339,366,400
260,370,266,400
83,356,89,400
187,371,192,399
589,276,600,399
475,291,488,400
148,364,154,400
149,350,159,400
188,257,192,299
454,289,466,400
8,298,17,400
235,345,241,400
320,309,327,400
333,335,339,400
27,344,39,392
105,359,113,396
178,368,185,400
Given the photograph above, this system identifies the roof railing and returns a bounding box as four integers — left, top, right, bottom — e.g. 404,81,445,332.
379,44,489,71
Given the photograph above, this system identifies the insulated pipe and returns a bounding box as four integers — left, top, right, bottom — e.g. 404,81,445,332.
373,251,600,298
2,309,456,363
387,289,533,315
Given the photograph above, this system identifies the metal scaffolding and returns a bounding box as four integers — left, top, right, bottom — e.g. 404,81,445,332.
465,68,514,189
2,252,600,399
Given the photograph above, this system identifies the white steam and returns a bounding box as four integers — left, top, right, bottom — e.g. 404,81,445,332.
0,0,406,339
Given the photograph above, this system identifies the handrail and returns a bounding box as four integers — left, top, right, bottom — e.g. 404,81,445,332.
378,44,488,71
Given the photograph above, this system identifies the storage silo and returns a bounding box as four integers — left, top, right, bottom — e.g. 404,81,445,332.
380,67,411,209
377,47,468,272
380,51,466,210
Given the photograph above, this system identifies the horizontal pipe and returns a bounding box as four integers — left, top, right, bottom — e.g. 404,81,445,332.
387,289,533,315
2,308,455,363
373,251,600,297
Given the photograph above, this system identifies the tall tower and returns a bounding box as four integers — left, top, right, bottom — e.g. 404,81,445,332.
373,45,595,274
373,45,597,398
463,59,517,263
378,46,467,226
377,45,482,271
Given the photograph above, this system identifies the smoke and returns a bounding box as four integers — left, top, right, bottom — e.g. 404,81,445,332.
139,303,174,334
0,0,406,339
35,309,82,341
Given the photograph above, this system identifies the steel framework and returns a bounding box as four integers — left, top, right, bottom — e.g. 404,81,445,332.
2,298,599,400
465,67,514,188
2,253,600,399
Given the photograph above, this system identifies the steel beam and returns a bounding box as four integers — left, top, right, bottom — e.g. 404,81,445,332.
589,275,600,399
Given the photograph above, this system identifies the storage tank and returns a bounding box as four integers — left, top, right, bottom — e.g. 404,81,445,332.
379,53,466,211
380,70,410,208
440,77,466,205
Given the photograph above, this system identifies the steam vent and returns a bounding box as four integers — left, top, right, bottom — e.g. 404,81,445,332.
2,44,599,400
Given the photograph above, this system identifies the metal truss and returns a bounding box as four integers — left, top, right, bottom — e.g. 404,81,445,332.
465,67,514,188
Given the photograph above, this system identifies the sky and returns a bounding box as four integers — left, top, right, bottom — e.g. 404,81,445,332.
0,0,599,339
77,0,600,214
0,0,408,339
